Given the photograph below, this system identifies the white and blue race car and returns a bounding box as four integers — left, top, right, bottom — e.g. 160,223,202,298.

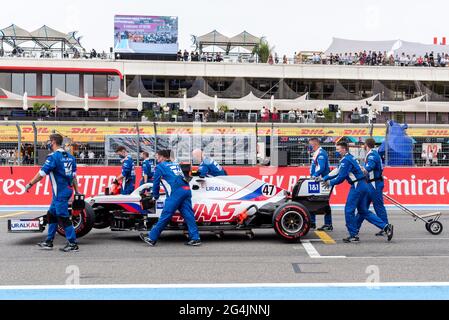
8,174,332,242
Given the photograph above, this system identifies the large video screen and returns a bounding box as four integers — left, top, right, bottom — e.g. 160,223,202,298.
114,15,178,54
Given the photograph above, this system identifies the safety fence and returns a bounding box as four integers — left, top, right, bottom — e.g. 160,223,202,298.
1,121,449,167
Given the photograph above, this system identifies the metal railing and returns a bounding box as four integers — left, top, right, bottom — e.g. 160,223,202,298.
2,121,449,167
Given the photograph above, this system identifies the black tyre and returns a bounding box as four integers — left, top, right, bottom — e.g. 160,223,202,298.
427,221,443,235
93,207,111,229
57,203,95,238
272,202,311,242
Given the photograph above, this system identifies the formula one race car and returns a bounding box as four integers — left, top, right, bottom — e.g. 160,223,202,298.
8,174,332,242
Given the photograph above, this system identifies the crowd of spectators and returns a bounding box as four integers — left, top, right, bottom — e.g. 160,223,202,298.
177,50,224,62
307,51,449,67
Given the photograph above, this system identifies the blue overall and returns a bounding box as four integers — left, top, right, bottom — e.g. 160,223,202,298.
310,147,332,225
39,149,77,243
198,157,227,178
149,161,200,242
120,155,136,195
356,149,389,231
324,153,387,237
140,159,155,186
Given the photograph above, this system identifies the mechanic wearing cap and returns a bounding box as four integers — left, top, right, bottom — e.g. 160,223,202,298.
192,149,227,178
356,138,390,236
25,134,80,252
140,150,201,247
322,142,394,243
114,146,136,195
140,151,154,185
308,138,333,231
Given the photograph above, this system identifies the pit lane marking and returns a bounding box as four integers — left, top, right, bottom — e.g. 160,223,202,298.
296,241,346,259
314,231,336,244
0,212,27,219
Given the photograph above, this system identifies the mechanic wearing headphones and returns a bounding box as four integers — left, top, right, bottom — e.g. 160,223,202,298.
192,149,227,178
140,151,154,185
356,138,390,236
322,142,394,243
140,150,201,247
308,137,333,231
25,134,80,252
114,146,136,195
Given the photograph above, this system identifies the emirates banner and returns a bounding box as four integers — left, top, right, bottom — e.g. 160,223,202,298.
1,166,449,207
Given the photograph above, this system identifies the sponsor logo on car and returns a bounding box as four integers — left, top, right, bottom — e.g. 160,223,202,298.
205,186,237,192
308,182,321,194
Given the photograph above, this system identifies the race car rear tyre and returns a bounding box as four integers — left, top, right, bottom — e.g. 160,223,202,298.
57,203,95,239
93,207,111,229
273,202,311,242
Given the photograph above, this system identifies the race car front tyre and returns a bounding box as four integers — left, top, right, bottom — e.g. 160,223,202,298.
57,204,95,239
273,202,311,242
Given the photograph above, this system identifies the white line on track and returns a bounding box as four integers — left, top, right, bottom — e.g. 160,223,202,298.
297,240,346,259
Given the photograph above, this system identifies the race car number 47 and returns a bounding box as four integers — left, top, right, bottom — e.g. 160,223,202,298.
262,184,276,197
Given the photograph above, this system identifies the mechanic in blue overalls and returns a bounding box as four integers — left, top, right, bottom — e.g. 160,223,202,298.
25,134,80,252
140,150,201,247
322,142,394,243
308,138,333,231
356,138,390,236
140,151,155,185
192,149,227,178
114,146,136,195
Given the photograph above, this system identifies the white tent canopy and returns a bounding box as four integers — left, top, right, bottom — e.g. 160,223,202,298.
325,38,449,56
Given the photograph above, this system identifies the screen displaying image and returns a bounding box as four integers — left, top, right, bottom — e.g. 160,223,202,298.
114,15,178,54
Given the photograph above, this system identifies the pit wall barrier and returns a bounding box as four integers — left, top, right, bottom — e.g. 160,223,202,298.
0,166,447,207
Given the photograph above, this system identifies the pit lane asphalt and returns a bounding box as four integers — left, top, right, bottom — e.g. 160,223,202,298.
0,210,448,286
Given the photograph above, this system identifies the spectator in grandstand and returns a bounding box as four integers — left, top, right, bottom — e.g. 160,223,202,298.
261,106,270,122
271,107,280,122
267,54,274,65
88,150,95,164
283,55,288,64
183,50,189,62
177,50,183,61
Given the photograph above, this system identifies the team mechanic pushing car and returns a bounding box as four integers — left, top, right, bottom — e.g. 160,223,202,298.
24,134,81,252
140,150,201,247
308,138,333,231
356,138,390,236
322,142,394,243
140,151,154,185
114,146,136,195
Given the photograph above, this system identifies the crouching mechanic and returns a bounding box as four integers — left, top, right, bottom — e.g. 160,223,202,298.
114,146,136,195
192,149,227,178
357,138,390,236
25,134,80,252
308,138,333,231
140,150,201,247
322,142,394,243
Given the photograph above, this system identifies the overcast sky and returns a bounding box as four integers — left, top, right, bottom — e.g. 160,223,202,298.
1,0,448,55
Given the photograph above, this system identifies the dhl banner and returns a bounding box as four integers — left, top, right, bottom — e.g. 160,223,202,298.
1,124,449,143
1,166,449,206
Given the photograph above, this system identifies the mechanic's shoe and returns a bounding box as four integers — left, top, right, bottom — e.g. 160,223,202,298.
343,236,360,243
59,243,79,253
37,240,54,250
375,231,386,237
310,223,317,230
140,233,157,247
185,240,202,247
317,225,334,232
384,224,394,242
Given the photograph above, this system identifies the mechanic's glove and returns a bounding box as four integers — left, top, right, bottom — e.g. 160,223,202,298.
24,183,33,193
113,179,119,185
313,176,323,182
321,180,331,189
